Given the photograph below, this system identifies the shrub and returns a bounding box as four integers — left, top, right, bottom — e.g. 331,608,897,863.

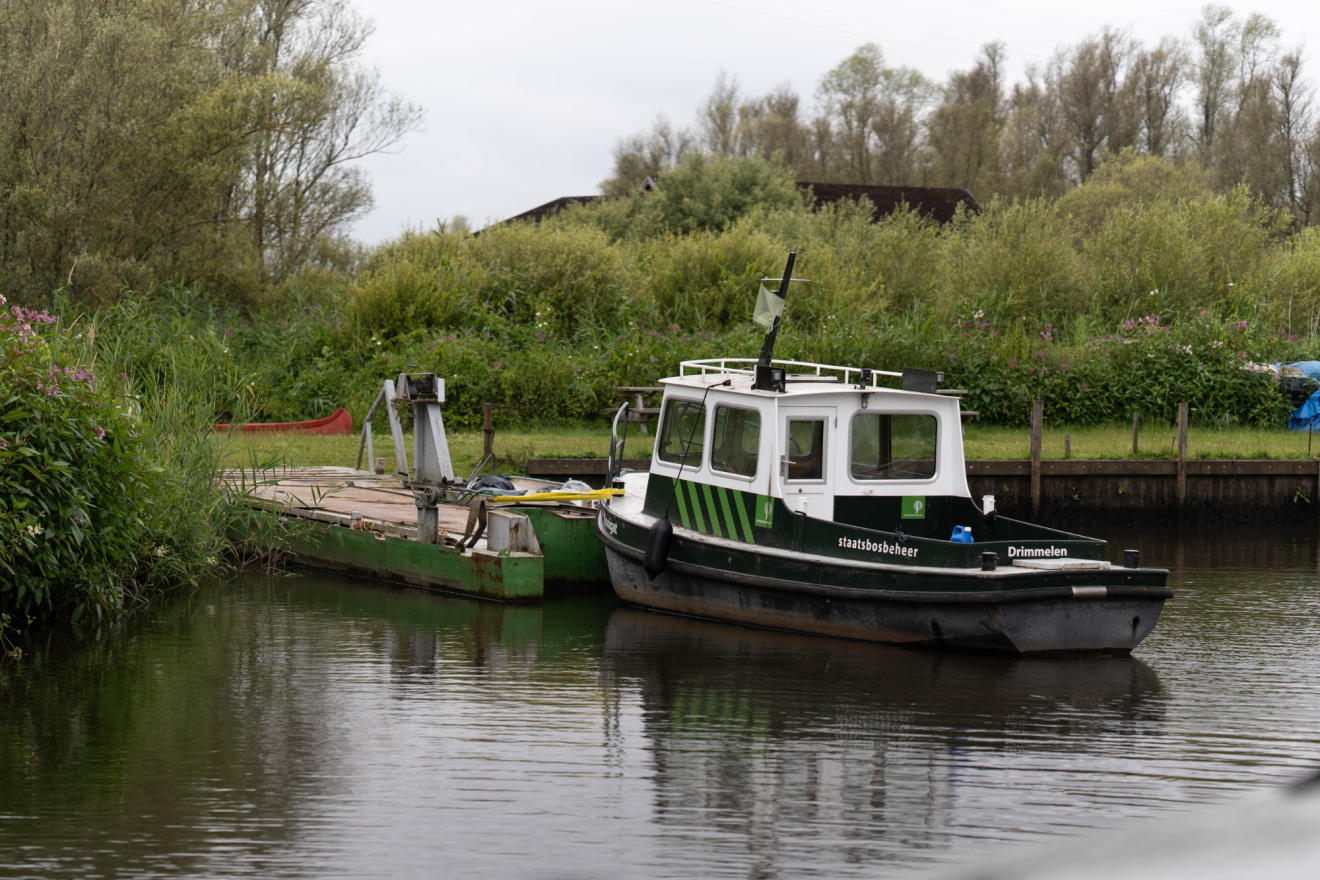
639,223,784,330
1056,151,1217,232
936,198,1084,324
628,153,805,237
0,297,153,621
460,223,627,335
1083,187,1287,321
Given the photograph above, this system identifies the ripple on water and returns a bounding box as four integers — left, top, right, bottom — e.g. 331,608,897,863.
2,523,1320,878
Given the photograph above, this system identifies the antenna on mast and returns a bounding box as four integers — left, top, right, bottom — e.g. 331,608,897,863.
754,251,795,391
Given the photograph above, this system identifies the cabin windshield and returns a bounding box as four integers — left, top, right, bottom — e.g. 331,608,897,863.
710,405,761,477
850,413,937,480
656,399,706,467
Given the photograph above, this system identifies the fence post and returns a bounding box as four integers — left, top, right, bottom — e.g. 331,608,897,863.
1177,403,1189,508
483,403,494,459
1132,412,1140,456
1031,400,1044,518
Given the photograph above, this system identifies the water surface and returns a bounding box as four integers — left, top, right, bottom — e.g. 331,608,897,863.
4,525,1320,878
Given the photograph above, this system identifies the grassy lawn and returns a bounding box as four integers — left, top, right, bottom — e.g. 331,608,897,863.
963,421,1318,460
219,421,1318,472
220,426,658,475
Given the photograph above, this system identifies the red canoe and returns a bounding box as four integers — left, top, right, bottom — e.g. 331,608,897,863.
213,407,354,436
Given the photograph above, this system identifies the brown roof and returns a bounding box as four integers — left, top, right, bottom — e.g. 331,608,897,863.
798,182,981,223
503,195,600,224
495,182,979,230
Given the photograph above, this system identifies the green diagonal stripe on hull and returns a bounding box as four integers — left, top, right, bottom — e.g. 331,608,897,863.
731,489,755,543
672,476,691,528
716,486,738,542
701,482,723,538
687,480,706,533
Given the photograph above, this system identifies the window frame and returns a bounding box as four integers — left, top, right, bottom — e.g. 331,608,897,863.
846,411,940,485
654,397,709,470
708,403,763,481
783,416,829,484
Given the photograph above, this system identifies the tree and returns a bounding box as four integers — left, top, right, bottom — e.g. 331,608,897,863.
699,71,741,156
1050,28,1136,183
229,0,423,282
602,115,694,196
1192,5,1239,160
0,0,421,305
928,43,1006,190
816,44,886,183
1129,37,1188,158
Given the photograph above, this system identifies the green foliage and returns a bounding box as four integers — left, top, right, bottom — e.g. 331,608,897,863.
935,312,1291,428
1084,187,1287,320
0,298,153,620
579,153,805,239
638,223,784,330
0,285,300,627
936,198,1084,322
0,0,419,308
342,231,467,338
1055,150,1218,231
460,224,628,333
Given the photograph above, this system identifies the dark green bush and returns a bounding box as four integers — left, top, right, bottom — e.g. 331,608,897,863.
0,297,153,621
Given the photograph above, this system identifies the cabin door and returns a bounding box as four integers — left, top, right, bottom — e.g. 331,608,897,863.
779,406,835,521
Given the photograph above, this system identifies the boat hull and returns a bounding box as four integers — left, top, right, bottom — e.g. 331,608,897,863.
602,543,1168,655
213,406,354,435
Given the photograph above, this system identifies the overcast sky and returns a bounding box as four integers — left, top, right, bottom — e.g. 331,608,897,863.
349,0,1316,243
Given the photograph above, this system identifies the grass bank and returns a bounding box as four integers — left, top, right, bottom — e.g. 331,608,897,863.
229,421,1316,472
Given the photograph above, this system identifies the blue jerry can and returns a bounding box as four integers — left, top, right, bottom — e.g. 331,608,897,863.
950,525,974,543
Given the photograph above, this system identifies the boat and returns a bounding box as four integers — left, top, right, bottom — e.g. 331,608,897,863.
594,253,1171,654
214,407,354,435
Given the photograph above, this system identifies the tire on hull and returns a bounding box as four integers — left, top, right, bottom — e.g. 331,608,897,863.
605,547,1165,655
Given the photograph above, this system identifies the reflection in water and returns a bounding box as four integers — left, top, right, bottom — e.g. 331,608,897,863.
1,524,1319,878
602,610,1164,872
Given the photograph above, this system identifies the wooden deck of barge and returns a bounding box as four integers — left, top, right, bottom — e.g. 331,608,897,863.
223,466,610,599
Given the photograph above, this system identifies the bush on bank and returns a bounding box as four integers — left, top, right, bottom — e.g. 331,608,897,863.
0,294,246,628
0,297,154,622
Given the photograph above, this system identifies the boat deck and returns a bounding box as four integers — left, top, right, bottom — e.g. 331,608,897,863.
220,466,611,597
222,466,477,540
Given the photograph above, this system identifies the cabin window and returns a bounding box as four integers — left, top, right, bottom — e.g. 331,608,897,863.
850,414,937,480
710,406,761,478
656,399,706,467
786,419,826,480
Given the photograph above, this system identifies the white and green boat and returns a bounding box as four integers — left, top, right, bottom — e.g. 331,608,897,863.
595,255,1171,654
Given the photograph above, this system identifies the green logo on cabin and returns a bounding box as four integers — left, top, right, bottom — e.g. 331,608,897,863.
902,496,926,519
755,495,774,528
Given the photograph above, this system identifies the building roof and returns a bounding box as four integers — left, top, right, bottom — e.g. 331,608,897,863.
501,195,600,225
494,181,980,230
798,182,981,223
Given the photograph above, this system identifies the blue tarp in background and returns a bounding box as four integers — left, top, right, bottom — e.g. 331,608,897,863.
1287,362,1320,431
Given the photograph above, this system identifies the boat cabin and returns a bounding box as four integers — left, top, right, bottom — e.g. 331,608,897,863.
640,359,979,542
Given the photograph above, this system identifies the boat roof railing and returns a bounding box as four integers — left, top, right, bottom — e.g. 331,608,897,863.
678,358,903,388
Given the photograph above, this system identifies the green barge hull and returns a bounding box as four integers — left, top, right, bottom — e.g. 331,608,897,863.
226,465,610,600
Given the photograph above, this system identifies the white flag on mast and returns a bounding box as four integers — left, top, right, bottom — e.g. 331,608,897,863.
753,283,784,329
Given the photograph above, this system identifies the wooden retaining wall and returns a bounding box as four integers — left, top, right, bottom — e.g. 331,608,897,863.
528,457,1320,522
967,459,1320,523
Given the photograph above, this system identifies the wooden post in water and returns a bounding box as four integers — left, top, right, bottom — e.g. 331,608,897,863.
483,403,494,459
1030,400,1044,518
1132,412,1140,456
1177,403,1189,508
